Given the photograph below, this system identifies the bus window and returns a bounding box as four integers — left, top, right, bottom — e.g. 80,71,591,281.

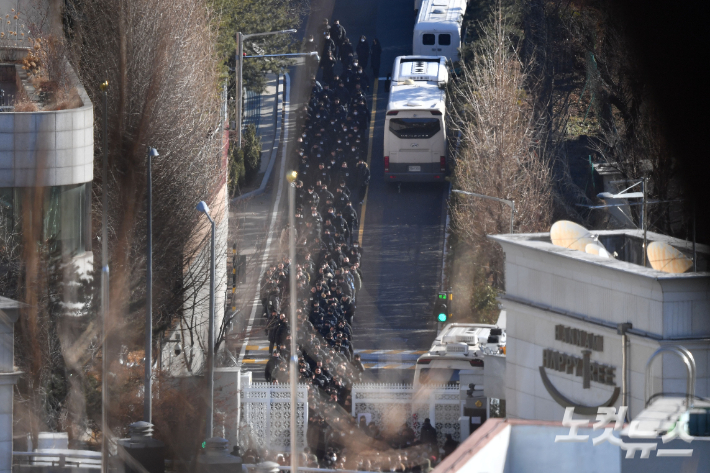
423,34,435,45
439,34,451,46
389,118,441,139
418,368,461,385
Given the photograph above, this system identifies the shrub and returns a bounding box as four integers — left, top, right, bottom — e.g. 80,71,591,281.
228,142,246,197
242,123,262,183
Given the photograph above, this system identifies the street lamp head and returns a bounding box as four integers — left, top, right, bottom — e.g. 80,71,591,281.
287,170,298,183
284,29,297,33
196,201,210,215
149,148,159,157
598,191,644,200
100,81,109,91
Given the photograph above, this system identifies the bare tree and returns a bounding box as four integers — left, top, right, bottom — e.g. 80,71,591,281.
450,6,553,291
4,0,226,452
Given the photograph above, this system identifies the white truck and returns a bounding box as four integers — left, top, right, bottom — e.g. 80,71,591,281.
414,318,507,436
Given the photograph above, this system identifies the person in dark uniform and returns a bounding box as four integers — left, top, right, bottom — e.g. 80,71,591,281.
370,38,382,79
331,20,347,59
342,201,358,245
356,35,370,70
265,351,281,382
340,38,354,69
322,33,336,63
419,418,438,447
320,51,336,87
443,434,459,458
355,158,370,205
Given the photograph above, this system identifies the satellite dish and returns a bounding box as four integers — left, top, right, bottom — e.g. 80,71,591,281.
585,243,612,258
647,241,693,274
550,220,595,252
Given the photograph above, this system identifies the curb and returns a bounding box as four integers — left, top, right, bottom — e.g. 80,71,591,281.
231,74,285,203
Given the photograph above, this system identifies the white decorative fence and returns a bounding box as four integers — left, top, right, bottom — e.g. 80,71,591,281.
351,384,461,446
240,383,309,451
239,382,462,452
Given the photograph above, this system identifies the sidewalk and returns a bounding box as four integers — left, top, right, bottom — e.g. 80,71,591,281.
233,73,280,200
225,72,290,377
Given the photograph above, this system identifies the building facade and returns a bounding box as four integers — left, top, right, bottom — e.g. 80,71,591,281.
490,229,710,421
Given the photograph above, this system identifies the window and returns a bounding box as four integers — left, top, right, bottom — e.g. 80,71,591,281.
418,368,461,385
389,118,441,139
438,34,451,46
422,34,435,45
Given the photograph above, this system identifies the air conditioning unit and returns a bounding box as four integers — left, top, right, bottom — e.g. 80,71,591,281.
446,342,469,355
456,334,478,344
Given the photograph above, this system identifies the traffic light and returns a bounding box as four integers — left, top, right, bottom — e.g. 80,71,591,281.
435,292,448,322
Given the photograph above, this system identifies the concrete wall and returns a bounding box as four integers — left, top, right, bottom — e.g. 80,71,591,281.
505,425,620,473
0,66,93,188
493,232,710,421
503,299,663,421
497,233,710,339
161,183,228,377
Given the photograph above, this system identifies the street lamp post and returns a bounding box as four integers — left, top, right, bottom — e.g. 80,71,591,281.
451,189,515,234
196,201,216,438
236,29,297,149
100,80,109,473
286,170,299,473
145,147,159,423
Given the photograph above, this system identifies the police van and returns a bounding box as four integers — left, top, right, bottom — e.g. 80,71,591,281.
413,0,466,61
384,56,448,182
414,322,506,388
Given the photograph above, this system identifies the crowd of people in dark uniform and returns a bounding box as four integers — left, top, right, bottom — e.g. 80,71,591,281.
241,18,457,471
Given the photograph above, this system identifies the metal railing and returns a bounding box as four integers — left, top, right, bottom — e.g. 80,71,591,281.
644,345,696,407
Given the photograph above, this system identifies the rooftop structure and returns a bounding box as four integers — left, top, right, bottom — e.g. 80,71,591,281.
489,228,710,422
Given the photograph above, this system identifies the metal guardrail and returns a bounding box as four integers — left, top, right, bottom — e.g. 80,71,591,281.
12,451,102,468
244,88,261,130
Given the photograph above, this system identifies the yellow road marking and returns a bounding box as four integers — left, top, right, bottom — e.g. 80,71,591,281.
242,359,268,364
245,345,269,351
358,79,378,244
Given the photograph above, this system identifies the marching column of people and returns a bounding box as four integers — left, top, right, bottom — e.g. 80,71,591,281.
242,18,450,471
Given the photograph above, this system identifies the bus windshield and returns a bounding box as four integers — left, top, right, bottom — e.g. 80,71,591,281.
388,117,441,139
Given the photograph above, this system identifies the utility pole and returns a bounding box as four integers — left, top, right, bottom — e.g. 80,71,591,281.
236,32,243,150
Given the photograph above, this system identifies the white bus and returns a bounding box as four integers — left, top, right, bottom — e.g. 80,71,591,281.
413,0,466,61
384,56,448,182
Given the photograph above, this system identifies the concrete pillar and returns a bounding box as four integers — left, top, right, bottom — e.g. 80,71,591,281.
197,437,243,473
117,421,165,473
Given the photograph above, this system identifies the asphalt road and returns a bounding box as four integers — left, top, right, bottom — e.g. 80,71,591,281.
232,0,447,384
331,0,446,380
